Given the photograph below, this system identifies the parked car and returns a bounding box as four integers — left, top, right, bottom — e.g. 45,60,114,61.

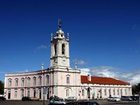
66,101,99,105
65,96,77,102
0,96,6,101
49,96,66,105
130,96,139,101
107,97,121,102
22,96,31,101
49,101,66,105
121,96,133,101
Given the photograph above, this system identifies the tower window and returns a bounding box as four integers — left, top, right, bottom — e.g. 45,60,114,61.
62,44,65,55
54,44,57,55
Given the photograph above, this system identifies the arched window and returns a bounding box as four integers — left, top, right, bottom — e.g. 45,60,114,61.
15,78,18,86
33,77,36,86
66,89,69,97
8,78,12,87
46,75,49,84
54,44,57,55
62,44,65,55
82,89,84,96
14,89,17,98
39,76,42,85
21,89,24,97
27,77,30,87
66,74,70,84
39,88,41,99
33,89,36,98
27,89,30,97
21,78,24,87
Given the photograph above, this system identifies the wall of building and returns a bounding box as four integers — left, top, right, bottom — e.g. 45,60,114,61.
4,70,132,100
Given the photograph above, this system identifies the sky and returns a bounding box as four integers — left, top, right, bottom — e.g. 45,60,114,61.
0,0,140,84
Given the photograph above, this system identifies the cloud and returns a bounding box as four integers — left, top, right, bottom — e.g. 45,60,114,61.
80,66,140,85
37,45,48,50
73,59,86,65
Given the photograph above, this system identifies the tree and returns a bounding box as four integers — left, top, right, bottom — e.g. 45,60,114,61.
132,83,140,95
0,80,4,94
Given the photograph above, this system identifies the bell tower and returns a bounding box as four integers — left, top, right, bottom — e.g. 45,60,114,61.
50,19,70,68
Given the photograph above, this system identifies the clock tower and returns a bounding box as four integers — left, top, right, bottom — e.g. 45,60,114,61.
50,19,70,69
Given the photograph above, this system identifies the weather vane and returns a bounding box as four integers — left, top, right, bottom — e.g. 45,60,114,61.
58,19,62,29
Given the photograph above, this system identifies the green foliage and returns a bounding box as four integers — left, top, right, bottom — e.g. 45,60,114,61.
0,80,4,94
132,83,140,94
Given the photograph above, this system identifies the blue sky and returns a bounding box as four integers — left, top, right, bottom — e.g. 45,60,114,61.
0,0,140,83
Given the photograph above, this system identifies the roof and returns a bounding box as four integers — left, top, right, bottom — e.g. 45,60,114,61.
81,75,130,85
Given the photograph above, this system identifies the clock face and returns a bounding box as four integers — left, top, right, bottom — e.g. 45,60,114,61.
63,59,66,65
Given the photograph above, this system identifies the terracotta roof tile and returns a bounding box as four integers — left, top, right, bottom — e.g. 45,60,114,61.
81,75,130,85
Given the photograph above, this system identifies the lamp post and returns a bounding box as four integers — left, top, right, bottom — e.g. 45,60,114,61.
87,74,91,100
41,64,46,105
138,91,140,104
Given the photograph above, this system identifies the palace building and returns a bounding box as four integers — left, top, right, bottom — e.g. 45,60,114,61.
4,20,132,100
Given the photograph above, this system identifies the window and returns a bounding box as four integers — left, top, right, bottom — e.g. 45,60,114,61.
15,78,18,86
8,90,11,99
14,90,17,98
39,89,41,99
113,89,115,95
46,75,49,84
39,76,42,85
104,89,107,96
66,89,69,97
117,89,119,95
8,78,12,87
27,77,30,87
66,75,70,84
120,89,123,96
109,89,111,97
27,89,30,97
21,78,24,86
82,89,84,96
62,44,65,55
125,89,127,95
21,89,24,97
54,44,57,55
33,77,36,86
33,89,36,98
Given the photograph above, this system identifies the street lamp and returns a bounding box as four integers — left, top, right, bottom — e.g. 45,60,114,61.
41,64,46,105
87,74,91,100
138,91,140,104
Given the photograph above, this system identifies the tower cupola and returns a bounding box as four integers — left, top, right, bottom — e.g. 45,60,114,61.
50,19,70,69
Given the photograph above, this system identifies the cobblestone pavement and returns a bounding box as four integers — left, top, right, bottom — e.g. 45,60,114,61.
0,100,139,105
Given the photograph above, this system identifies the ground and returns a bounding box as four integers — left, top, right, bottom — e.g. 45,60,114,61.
0,100,139,105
